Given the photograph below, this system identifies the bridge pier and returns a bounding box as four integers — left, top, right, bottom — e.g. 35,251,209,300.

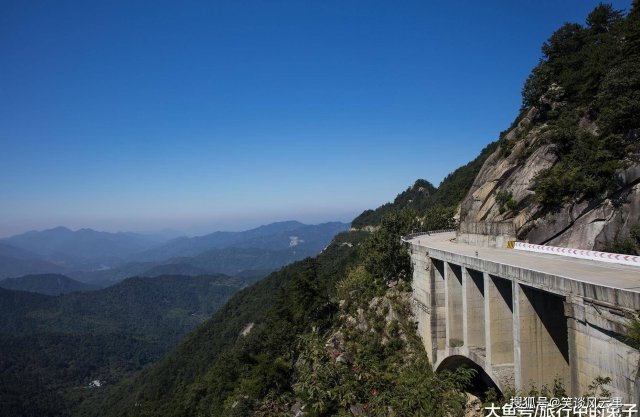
486,274,515,390
446,263,464,347
432,259,447,353
514,284,570,390
465,268,485,350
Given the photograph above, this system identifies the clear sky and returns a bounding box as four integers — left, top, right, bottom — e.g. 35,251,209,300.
0,0,632,237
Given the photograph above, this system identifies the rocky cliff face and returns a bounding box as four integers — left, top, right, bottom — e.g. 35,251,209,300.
458,106,640,250
458,4,640,251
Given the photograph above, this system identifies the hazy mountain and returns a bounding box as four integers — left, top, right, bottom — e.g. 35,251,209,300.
0,243,67,278
70,245,328,286
67,221,350,285
2,227,169,270
141,262,211,277
184,245,316,275
69,261,161,287
137,221,349,261
1,222,349,285
0,273,95,295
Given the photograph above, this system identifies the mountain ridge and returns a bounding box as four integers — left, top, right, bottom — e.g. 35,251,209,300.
0,273,95,295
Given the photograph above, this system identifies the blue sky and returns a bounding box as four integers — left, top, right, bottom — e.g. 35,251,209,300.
0,0,632,236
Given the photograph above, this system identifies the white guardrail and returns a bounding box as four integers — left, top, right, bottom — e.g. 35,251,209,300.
513,241,640,267
401,229,456,243
401,230,639,268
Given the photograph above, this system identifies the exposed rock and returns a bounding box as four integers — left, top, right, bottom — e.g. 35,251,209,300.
336,351,353,364
239,322,254,337
325,331,345,351
349,403,368,416
458,103,640,250
464,393,483,417
325,331,355,364
291,401,305,417
350,226,380,232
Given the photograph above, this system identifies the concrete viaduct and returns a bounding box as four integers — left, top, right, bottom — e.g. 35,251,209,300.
403,231,640,401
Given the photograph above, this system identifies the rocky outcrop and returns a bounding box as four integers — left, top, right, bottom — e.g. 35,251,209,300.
458,108,640,250
464,393,483,417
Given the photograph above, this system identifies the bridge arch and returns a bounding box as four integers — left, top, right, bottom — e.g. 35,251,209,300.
435,354,505,398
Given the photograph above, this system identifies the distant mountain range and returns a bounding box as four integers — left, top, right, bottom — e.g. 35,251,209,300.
135,220,348,261
1,227,170,270
0,243,67,278
0,273,95,295
0,221,350,285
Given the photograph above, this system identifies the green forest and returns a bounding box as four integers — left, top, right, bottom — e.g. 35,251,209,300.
512,3,640,210
0,275,250,417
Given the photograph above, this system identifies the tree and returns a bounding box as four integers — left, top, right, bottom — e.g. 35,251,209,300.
361,209,420,282
542,23,584,59
586,4,623,33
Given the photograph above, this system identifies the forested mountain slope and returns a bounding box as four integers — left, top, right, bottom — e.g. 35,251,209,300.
0,273,95,295
459,3,640,254
0,275,247,417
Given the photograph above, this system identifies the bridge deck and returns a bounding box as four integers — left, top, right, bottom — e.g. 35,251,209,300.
407,232,640,293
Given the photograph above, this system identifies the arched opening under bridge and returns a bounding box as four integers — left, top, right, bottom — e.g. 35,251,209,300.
436,355,504,400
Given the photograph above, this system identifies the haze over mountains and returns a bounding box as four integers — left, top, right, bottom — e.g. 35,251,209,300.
0,274,95,296
2,227,166,269
0,242,67,278
0,221,350,288
0,220,350,415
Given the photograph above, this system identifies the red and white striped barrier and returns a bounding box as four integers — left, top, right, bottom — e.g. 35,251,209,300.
513,242,640,267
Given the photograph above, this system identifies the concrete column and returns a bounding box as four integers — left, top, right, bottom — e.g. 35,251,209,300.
431,259,447,354
484,273,493,368
513,279,522,391
487,275,514,367
515,283,570,390
411,249,433,361
465,268,485,349
565,301,580,397
462,268,468,347
446,263,464,347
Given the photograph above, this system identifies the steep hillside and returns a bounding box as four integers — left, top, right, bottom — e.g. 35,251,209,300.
352,179,437,228
80,231,371,416
459,4,640,253
0,275,247,417
87,218,475,417
0,273,95,295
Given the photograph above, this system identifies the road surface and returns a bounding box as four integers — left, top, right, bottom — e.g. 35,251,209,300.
406,232,640,293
